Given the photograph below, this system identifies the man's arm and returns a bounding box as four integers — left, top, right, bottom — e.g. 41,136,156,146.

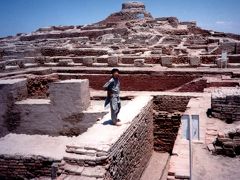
103,79,114,92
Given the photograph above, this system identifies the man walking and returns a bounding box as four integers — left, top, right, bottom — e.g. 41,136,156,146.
103,68,121,126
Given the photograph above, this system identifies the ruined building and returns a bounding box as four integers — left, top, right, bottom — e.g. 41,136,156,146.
0,1,240,180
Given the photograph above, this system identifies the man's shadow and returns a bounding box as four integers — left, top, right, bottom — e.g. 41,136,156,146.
102,119,113,125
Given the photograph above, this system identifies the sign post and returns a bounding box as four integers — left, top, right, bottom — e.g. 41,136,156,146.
182,114,199,180
189,115,192,180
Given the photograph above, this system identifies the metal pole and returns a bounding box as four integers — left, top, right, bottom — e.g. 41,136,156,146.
189,115,192,180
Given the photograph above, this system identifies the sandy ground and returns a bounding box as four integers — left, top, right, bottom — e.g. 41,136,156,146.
193,144,240,180
140,152,169,180
193,117,240,180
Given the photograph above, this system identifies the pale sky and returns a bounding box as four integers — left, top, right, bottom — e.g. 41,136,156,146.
0,0,240,37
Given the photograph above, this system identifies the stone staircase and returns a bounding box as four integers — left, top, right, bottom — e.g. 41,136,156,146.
57,145,108,179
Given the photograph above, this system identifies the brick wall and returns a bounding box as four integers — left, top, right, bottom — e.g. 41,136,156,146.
200,55,218,64
0,155,59,179
211,88,240,123
106,100,153,180
153,95,191,112
176,79,207,92
207,82,239,88
153,95,190,153
212,95,240,123
120,56,161,64
153,112,182,153
58,74,198,91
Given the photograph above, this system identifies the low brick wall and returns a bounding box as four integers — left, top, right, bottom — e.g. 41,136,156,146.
153,95,190,153
207,81,240,88
200,55,218,64
58,73,198,91
153,95,191,112
176,78,207,92
120,55,161,64
211,88,240,123
0,155,59,179
106,99,153,180
153,111,181,153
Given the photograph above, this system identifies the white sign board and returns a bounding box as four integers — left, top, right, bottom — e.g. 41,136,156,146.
181,114,199,140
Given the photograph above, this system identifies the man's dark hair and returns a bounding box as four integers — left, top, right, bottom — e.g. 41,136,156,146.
111,68,120,74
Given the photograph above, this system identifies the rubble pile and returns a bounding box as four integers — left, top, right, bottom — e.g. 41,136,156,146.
210,126,240,157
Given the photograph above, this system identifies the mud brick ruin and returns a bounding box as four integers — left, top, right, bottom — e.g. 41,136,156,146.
0,1,240,180
212,125,240,157
211,87,240,123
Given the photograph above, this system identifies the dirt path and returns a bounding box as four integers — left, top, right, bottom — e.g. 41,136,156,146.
193,117,240,180
193,143,240,180
140,151,169,180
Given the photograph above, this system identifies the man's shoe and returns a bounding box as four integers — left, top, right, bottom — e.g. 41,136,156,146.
113,119,122,126
115,122,122,126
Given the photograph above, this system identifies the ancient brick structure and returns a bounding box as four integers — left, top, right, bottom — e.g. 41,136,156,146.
0,155,58,179
105,98,153,180
99,1,153,24
153,96,190,153
0,95,154,179
153,95,191,112
0,0,239,71
0,79,92,137
58,96,154,180
153,111,182,153
0,1,240,179
211,87,240,123
211,126,240,157
0,79,28,137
